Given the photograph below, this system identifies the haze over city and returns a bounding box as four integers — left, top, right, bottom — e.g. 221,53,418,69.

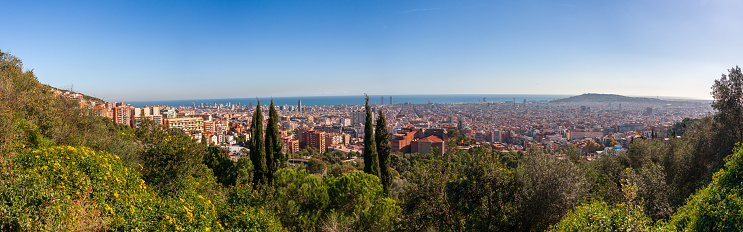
3,0,743,101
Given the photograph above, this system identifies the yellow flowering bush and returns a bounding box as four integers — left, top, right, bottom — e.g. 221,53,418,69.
2,145,229,231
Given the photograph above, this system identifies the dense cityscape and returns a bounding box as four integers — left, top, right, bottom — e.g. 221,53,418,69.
63,88,712,162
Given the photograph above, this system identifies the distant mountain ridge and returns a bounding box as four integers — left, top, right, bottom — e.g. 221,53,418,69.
550,93,670,103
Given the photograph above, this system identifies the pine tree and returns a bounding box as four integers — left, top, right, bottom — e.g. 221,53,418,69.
265,99,284,184
250,101,267,186
376,109,392,195
363,95,380,177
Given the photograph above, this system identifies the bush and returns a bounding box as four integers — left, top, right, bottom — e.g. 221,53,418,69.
666,144,743,231
549,201,652,232
0,145,254,231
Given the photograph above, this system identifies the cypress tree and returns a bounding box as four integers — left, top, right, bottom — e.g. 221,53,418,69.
363,95,380,177
249,101,267,186
376,109,392,195
265,99,284,184
272,102,287,169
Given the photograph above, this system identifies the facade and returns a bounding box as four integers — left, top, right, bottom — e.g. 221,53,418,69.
113,104,134,127
391,131,418,153
487,130,506,143
302,130,330,150
567,131,603,140
340,118,351,127
166,117,205,133
133,106,163,127
283,137,300,153
410,135,445,155
351,111,366,125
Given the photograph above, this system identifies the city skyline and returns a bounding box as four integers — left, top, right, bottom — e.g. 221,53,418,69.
3,0,743,101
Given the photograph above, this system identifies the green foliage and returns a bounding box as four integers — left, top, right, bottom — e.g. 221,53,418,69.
1,145,229,231
375,110,392,195
259,169,397,231
629,163,674,221
266,99,286,181
0,50,141,163
667,144,743,231
446,154,517,231
711,66,743,155
204,146,252,187
135,119,208,196
250,102,268,186
668,118,699,138
325,171,381,216
515,148,588,231
549,200,653,232
305,158,326,175
397,153,458,231
328,163,356,177
265,100,277,183
363,95,380,177
263,168,327,231
324,171,400,231
221,183,284,232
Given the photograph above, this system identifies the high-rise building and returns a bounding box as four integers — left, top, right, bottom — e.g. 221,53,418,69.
133,106,163,127
340,118,351,127
113,105,134,127
351,111,366,125
390,96,392,105
381,96,384,105
298,99,302,112
283,137,299,153
302,130,329,150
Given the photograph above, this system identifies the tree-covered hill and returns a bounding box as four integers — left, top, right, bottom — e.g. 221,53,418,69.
550,93,671,103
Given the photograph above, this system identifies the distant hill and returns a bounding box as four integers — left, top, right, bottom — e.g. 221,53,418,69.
550,93,670,103
44,84,105,103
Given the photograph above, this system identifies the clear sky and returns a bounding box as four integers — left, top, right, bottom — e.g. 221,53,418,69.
3,0,742,101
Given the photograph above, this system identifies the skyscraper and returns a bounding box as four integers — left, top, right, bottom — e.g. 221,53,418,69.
390,96,392,105
298,99,302,112
381,96,384,105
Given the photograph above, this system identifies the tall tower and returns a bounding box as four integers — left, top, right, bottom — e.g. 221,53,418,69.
381,96,384,105
298,99,302,112
390,96,392,105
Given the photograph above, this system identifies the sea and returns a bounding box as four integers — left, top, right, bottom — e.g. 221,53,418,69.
127,94,571,108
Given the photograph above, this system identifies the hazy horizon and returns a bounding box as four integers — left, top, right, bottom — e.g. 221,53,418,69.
4,0,742,101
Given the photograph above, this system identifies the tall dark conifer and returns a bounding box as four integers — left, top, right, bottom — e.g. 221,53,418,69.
363,95,380,177
265,99,284,184
375,109,392,195
249,101,267,186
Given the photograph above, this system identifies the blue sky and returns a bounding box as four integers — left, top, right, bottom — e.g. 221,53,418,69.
2,0,742,101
